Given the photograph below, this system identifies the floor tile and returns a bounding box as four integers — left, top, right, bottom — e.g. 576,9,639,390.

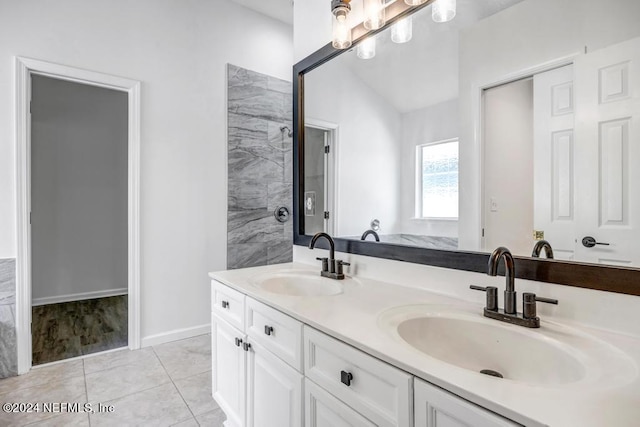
171,417,199,426
174,371,219,416
0,375,86,426
83,346,155,375
0,359,84,395
195,408,226,427
90,383,192,427
25,411,90,426
153,335,211,381
85,351,170,402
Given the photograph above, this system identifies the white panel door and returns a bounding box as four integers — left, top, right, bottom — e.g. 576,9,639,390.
212,314,246,427
246,342,303,427
305,379,376,427
414,378,520,427
574,36,640,266
533,64,576,260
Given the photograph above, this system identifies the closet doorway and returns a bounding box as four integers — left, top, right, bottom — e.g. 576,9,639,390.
15,58,141,372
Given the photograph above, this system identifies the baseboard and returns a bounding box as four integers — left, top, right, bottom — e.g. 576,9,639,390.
141,323,211,348
32,288,128,306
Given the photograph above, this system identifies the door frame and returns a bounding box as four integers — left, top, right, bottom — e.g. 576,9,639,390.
14,57,141,374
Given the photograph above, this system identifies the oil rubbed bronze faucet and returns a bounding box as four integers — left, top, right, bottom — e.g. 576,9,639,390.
309,232,350,280
360,229,380,242
531,240,554,259
471,246,558,328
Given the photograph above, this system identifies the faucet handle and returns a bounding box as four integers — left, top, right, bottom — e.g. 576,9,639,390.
470,285,498,311
336,260,350,275
315,257,329,272
523,293,558,319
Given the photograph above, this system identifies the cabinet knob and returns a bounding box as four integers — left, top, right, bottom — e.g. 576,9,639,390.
264,325,274,336
340,370,353,387
243,342,252,352
221,300,230,309
234,337,243,347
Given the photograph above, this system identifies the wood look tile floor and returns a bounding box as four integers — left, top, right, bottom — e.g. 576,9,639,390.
0,334,224,427
31,296,128,365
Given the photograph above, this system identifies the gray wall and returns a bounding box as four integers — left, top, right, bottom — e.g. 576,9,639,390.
31,75,128,304
0,258,17,378
227,64,293,269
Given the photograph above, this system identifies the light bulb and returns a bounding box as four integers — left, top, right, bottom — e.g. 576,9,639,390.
391,16,412,44
432,0,456,23
404,0,428,5
357,37,376,59
332,14,352,49
363,0,385,30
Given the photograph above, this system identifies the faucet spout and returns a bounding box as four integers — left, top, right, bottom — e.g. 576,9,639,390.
531,240,554,259
487,246,516,314
360,230,380,242
309,232,335,261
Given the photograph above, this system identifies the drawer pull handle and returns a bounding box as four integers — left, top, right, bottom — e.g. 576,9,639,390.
264,325,274,336
234,337,243,347
243,342,252,352
340,371,353,387
221,300,230,309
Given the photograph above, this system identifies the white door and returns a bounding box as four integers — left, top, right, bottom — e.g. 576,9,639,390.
414,379,519,427
305,379,375,427
212,314,246,427
574,36,640,266
246,342,303,427
533,64,577,260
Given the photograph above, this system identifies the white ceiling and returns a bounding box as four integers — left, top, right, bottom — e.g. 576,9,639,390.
338,0,526,113
230,0,293,25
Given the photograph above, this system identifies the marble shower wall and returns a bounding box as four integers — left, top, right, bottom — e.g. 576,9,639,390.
0,258,17,378
227,64,293,269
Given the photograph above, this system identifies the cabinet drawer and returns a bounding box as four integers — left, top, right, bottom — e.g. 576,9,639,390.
305,378,376,427
246,297,303,372
414,378,521,427
212,280,245,331
304,326,412,427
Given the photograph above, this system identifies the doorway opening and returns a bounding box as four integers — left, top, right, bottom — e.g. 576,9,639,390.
303,120,337,236
15,58,141,373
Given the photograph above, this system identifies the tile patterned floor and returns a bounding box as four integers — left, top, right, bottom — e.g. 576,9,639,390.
0,334,225,426
32,296,128,365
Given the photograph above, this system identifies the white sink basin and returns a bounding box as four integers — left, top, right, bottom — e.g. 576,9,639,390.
379,305,637,387
248,270,357,297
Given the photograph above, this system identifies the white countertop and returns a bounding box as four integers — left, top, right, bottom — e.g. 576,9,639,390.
209,262,640,427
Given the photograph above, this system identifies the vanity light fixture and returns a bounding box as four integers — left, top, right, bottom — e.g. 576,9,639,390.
432,0,456,23
391,16,412,43
363,0,386,30
357,36,376,59
332,0,352,49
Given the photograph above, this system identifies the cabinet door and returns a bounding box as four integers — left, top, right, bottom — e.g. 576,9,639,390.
212,313,246,427
305,379,376,427
246,341,303,427
415,379,520,427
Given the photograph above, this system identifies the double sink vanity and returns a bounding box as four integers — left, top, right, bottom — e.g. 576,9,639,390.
209,249,640,427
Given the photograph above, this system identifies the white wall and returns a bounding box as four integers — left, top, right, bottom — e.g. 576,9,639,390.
0,0,293,340
305,57,402,237
482,78,534,254
31,75,128,304
399,99,459,238
457,0,640,251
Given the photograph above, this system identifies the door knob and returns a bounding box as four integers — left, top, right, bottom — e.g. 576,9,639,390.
581,236,610,248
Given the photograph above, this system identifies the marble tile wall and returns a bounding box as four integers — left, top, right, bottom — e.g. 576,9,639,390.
227,64,293,269
0,258,17,378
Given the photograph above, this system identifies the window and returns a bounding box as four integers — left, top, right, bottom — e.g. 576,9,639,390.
417,139,459,219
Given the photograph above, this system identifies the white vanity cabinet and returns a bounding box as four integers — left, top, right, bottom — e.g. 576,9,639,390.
414,378,520,427
211,280,303,427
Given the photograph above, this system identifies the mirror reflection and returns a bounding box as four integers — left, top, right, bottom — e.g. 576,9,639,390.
303,0,640,267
